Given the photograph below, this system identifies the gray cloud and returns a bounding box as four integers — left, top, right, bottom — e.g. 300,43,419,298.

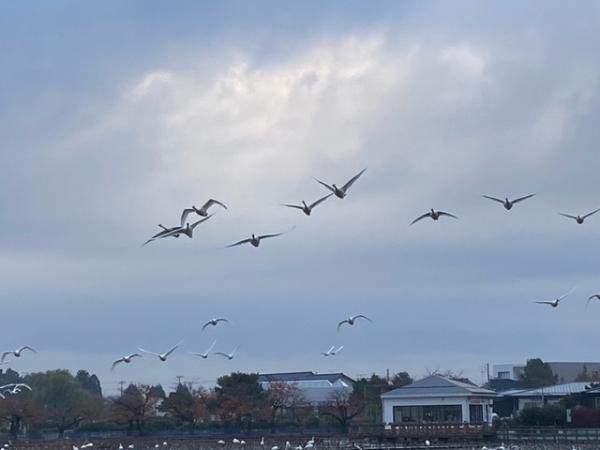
1,1,600,393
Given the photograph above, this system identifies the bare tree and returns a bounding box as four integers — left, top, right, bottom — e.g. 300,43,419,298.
112,384,163,436
0,395,43,439
266,381,305,432
319,389,363,432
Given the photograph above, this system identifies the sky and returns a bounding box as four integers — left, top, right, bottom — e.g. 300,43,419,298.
1,1,600,395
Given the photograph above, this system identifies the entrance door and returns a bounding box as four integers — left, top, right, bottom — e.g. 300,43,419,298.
469,404,483,423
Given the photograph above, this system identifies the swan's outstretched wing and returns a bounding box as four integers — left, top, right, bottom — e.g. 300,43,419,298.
189,213,215,231
137,347,161,357
583,208,600,219
309,193,333,209
334,345,344,354
341,168,367,192
214,352,231,359
534,301,554,305
410,213,431,225
227,238,252,248
151,226,184,240
180,208,195,227
482,195,504,204
559,213,578,220
353,314,372,322
282,204,303,210
558,287,576,301
337,320,350,331
438,211,458,219
164,341,183,357
18,346,36,354
258,233,284,240
0,352,12,363
512,193,535,204
205,340,217,353
202,199,227,211
111,359,126,371
313,177,335,193
586,295,600,309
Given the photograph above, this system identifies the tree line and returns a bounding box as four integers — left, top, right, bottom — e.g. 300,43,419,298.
0,369,414,439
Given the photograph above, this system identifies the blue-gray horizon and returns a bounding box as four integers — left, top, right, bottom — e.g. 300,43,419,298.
1,1,600,395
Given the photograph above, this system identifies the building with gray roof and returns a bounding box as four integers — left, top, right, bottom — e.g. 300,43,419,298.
381,375,496,425
258,371,354,405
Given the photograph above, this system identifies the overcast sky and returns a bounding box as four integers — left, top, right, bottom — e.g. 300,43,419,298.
1,1,600,395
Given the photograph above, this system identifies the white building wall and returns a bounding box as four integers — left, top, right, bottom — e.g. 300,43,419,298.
382,396,494,425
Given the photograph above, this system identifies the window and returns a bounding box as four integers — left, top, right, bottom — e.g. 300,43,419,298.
393,405,462,423
497,371,510,379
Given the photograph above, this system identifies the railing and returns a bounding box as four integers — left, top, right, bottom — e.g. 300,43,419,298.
496,426,600,442
350,423,491,440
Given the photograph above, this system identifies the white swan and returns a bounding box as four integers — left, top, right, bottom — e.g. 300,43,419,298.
111,353,141,371
534,287,576,308
411,209,458,225
482,194,535,210
138,341,183,362
214,346,239,360
283,194,332,216
314,168,367,199
189,340,217,359
1,346,36,363
559,208,600,224
338,315,372,331
227,233,284,248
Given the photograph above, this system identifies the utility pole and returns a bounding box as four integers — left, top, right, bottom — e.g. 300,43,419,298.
119,381,125,396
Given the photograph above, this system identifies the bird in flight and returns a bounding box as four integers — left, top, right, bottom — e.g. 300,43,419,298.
144,214,214,245
227,232,284,248
559,208,600,224
314,168,367,199
338,315,372,331
0,383,32,398
214,346,239,360
283,194,332,216
322,345,344,356
138,341,183,362
1,346,37,363
482,194,536,210
111,353,142,371
202,318,231,331
181,199,227,220
411,209,458,225
189,340,217,359
534,287,576,308
586,294,600,309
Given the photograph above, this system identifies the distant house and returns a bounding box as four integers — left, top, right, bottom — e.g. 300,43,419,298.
493,362,600,383
581,384,600,409
381,375,496,425
493,382,597,417
258,371,355,405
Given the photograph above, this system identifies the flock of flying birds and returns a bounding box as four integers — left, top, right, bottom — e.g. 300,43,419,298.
4,168,600,399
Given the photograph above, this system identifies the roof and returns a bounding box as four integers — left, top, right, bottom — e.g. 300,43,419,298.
485,378,523,392
381,375,496,399
258,372,355,404
501,382,592,397
583,384,600,394
258,371,355,384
